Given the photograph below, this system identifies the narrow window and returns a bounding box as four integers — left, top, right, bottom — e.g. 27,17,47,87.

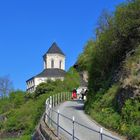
44,60,46,69
51,59,54,68
59,60,62,69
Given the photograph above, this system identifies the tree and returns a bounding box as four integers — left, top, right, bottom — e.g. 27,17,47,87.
34,80,61,98
64,67,80,90
77,40,95,71
0,76,13,98
9,90,25,108
96,9,113,37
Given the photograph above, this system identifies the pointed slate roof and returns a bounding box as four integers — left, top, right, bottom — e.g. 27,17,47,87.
46,42,65,56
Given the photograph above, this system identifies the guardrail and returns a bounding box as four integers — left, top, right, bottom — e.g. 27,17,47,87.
44,92,120,140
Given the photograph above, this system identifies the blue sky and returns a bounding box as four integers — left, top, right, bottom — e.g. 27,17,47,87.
0,0,125,91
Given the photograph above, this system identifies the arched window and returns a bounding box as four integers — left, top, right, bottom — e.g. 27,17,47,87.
51,59,54,68
59,60,62,69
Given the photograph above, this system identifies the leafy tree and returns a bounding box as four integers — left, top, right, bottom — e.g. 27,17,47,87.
9,91,25,108
34,82,50,97
77,40,95,71
87,0,140,94
96,10,113,36
64,67,80,91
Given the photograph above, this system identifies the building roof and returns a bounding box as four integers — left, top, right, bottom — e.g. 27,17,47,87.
45,42,65,56
26,68,66,82
36,68,66,78
26,76,34,82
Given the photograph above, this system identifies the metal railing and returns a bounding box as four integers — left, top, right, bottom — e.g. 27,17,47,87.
44,93,120,140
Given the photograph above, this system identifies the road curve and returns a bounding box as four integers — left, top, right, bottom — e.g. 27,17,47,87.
51,100,122,140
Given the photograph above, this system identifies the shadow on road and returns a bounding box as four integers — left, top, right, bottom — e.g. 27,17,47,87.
66,100,84,111
66,105,84,111
71,99,84,104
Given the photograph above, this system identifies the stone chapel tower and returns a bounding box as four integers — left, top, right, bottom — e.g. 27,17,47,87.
43,42,65,70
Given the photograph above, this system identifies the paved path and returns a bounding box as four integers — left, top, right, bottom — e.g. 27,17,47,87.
51,100,121,140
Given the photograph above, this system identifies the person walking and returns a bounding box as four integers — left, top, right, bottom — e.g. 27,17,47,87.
72,89,77,100
81,89,85,100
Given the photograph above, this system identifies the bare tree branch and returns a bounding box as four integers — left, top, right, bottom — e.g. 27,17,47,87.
0,76,13,98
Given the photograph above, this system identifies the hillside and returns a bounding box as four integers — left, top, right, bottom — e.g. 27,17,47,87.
77,0,140,139
0,68,80,139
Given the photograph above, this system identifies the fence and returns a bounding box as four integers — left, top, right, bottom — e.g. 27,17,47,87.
44,92,120,140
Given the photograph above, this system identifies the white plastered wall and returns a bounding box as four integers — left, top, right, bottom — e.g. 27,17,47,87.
44,54,65,70
27,77,64,92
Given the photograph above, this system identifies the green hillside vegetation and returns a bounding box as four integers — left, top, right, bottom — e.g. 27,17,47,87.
77,0,140,139
0,67,80,139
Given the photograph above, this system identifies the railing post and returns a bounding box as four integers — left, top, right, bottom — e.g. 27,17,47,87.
59,93,60,103
60,92,62,103
53,95,54,107
100,127,103,140
57,94,58,105
58,93,60,105
58,93,60,104
45,99,48,114
45,99,49,123
60,93,61,103
57,110,60,137
50,96,52,107
57,94,58,104
67,92,68,100
49,104,52,127
54,95,55,106
55,94,56,105
57,94,59,104
52,95,53,108
66,92,67,100
59,93,61,103
61,92,63,102
69,92,70,100
53,95,55,107
72,116,75,140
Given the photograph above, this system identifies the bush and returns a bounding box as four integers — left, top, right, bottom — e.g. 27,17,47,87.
9,91,25,108
3,93,50,135
0,98,12,114
64,67,80,91
85,87,140,139
122,99,140,125
128,124,140,139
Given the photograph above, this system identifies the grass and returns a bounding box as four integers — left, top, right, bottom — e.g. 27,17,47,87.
0,92,52,139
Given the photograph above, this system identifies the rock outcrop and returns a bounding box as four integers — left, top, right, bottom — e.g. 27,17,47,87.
114,48,140,110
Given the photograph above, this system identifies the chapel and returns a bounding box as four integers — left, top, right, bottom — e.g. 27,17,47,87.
26,42,66,93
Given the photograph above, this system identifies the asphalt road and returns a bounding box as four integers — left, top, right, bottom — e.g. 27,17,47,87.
51,100,121,140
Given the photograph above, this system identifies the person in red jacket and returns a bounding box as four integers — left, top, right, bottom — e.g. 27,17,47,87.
72,89,77,100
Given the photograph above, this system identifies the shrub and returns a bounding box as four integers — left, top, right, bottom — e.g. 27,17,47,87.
64,67,80,91
127,124,140,139
122,99,140,125
9,91,25,108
